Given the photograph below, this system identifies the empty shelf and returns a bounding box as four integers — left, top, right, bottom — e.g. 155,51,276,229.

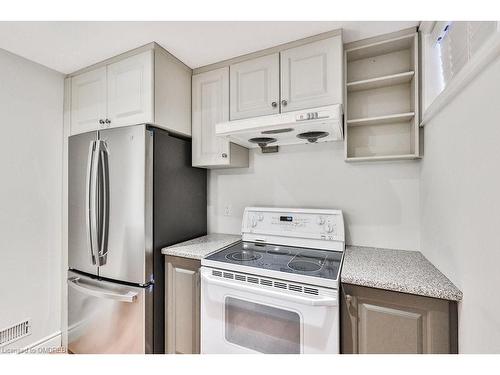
347,71,415,92
346,34,415,61
347,112,415,126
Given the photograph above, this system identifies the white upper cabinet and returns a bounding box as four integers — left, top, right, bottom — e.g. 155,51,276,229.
68,45,191,136
230,53,280,120
70,67,107,135
190,32,343,168
280,36,343,112
192,68,248,168
106,51,154,128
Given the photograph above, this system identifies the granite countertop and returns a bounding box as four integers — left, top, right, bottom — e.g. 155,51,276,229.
162,234,462,301
341,246,463,301
161,233,241,260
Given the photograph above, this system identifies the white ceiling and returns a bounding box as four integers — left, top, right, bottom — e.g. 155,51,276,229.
0,21,418,74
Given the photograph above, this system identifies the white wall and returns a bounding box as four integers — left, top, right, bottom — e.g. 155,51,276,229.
208,141,420,250
420,55,500,353
0,48,64,351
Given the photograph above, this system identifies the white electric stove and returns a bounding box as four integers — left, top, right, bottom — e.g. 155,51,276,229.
201,207,345,354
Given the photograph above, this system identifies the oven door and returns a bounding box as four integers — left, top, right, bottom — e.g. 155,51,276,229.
200,267,339,354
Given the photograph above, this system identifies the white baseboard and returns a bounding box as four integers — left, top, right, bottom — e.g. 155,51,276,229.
20,331,63,354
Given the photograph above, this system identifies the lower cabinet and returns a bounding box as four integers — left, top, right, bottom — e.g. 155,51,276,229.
165,255,201,354
341,284,458,354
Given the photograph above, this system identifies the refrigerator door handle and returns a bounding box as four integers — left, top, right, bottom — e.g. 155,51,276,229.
85,141,99,265
97,141,110,266
68,277,138,303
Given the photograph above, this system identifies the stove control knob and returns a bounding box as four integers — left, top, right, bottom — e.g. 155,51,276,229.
258,214,264,221
317,216,325,225
325,224,334,233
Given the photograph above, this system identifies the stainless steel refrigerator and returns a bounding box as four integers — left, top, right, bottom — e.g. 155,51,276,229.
67,124,206,354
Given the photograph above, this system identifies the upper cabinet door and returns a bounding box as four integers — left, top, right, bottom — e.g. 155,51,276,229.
106,50,154,128
280,36,343,112
192,68,230,167
70,67,107,135
230,53,280,120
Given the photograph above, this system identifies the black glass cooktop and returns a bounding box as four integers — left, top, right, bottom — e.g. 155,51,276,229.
205,241,343,281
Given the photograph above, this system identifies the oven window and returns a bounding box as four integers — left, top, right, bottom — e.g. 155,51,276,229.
224,297,301,354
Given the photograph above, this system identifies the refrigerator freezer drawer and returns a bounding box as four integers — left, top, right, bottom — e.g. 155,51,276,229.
67,271,153,354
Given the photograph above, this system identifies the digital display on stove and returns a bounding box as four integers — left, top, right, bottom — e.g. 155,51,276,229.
280,216,293,222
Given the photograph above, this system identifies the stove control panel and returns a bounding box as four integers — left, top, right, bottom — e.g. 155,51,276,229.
242,207,345,249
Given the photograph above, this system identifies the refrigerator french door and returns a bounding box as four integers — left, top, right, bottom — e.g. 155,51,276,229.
68,124,207,354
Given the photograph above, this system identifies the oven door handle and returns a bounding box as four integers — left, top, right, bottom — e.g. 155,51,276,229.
202,273,337,307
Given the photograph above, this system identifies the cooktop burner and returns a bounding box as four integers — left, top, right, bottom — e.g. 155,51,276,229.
288,253,325,272
226,250,263,262
288,260,322,272
205,241,342,282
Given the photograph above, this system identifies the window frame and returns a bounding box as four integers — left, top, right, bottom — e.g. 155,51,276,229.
420,21,500,125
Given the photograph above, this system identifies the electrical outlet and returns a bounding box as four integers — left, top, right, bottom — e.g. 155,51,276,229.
224,205,232,216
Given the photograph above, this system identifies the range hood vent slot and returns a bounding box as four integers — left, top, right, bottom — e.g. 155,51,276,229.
261,128,293,135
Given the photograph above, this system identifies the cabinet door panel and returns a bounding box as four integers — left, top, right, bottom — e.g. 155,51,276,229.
70,67,107,135
358,302,423,353
165,256,200,354
341,284,454,354
192,68,230,167
106,50,154,128
280,36,342,112
230,53,279,120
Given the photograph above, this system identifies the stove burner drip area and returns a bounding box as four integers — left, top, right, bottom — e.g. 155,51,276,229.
226,250,263,262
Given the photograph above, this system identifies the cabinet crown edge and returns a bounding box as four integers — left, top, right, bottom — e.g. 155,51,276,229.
66,42,191,78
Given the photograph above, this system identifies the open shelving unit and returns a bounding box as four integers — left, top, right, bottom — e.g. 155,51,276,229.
346,71,415,92
344,30,420,162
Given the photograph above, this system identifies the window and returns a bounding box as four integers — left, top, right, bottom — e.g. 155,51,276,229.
436,21,497,86
422,21,499,120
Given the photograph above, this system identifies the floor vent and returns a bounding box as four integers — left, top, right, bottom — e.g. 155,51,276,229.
0,319,31,347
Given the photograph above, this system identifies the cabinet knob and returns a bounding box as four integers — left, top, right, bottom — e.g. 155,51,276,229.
281,99,288,107
221,153,228,158
105,119,111,124
271,101,277,108
99,119,105,125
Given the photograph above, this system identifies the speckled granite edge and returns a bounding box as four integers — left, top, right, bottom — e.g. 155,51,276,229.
341,246,463,301
161,233,241,260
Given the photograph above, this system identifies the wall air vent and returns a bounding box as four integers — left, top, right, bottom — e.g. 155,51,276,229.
0,319,31,347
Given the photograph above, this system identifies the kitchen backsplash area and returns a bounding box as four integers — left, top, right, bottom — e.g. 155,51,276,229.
208,140,420,250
